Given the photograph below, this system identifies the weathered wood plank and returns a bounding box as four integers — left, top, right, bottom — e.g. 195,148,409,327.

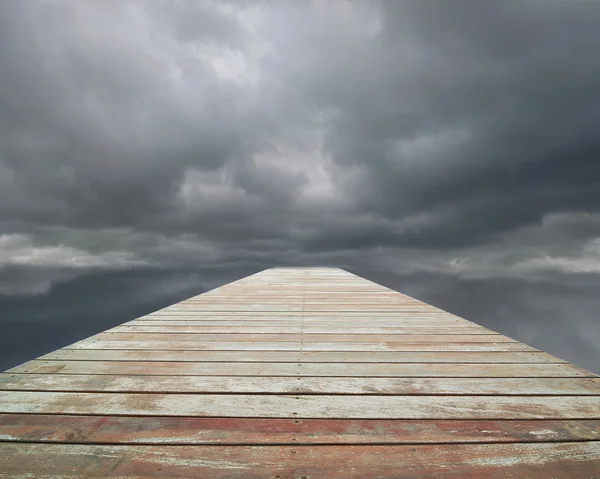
1,415,599,444
39,349,565,364
127,319,471,327
113,325,492,334
10,360,590,377
137,316,466,323
2,374,599,395
177,301,431,306
1,391,599,418
67,340,541,351
163,306,440,310
95,332,509,342
138,314,465,320
161,312,464,316
2,442,600,478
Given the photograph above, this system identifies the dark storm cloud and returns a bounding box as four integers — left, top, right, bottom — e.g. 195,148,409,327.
1,0,600,371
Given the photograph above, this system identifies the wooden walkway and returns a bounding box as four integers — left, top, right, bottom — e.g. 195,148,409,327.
1,267,599,477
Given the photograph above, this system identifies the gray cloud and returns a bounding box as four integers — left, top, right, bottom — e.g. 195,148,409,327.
1,0,600,372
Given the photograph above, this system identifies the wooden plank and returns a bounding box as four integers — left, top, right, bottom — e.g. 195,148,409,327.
93,333,512,342
1,391,599,418
127,319,471,326
175,302,442,305
139,315,465,321
39,349,565,364
2,442,600,478
1,415,599,445
2,374,599,395
10,360,590,377
164,308,458,313
139,313,463,319
113,325,492,334
67,340,541,351
130,321,477,329
161,312,464,316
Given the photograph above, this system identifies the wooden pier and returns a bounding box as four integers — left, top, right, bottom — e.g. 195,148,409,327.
1,267,599,477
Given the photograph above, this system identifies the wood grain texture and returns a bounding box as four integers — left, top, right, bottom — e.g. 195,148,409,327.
67,340,538,351
1,391,599,418
92,332,510,342
39,349,565,363
2,374,599,395
128,319,471,326
2,442,600,478
112,325,493,334
2,415,599,444
10,360,591,377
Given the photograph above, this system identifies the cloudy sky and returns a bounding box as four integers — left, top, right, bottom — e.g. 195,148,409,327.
1,0,600,372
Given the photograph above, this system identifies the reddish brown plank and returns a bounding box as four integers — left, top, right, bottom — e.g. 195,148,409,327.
1,442,600,478
1,415,599,444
